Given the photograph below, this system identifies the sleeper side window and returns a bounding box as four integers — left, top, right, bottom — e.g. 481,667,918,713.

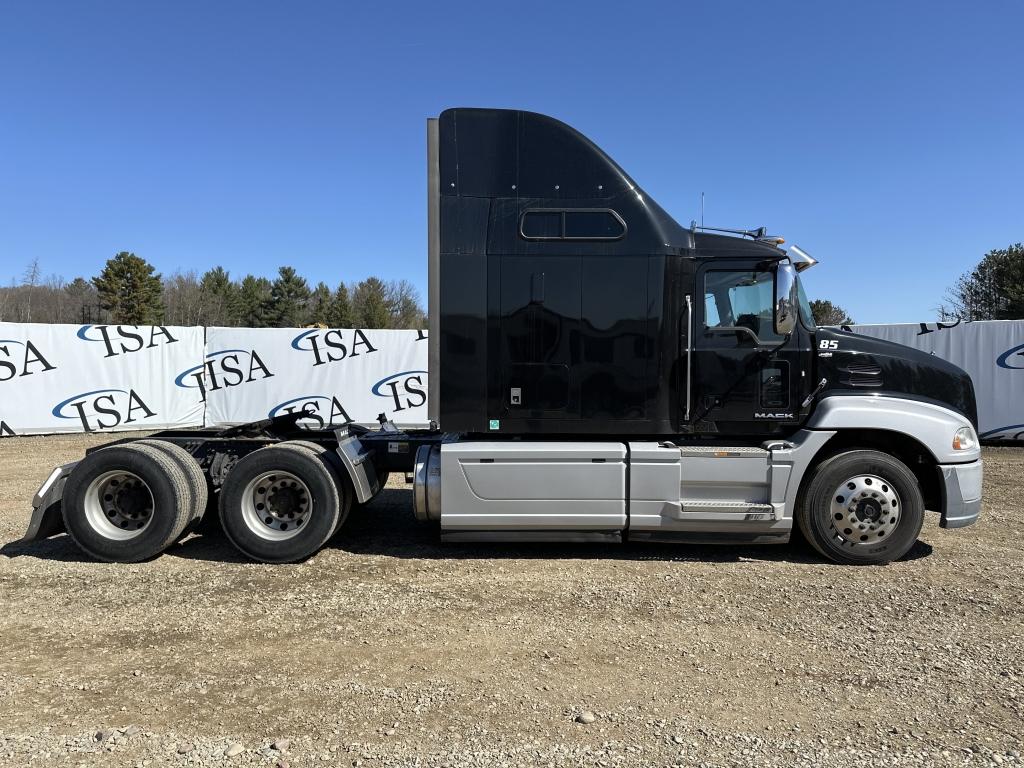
520,209,625,241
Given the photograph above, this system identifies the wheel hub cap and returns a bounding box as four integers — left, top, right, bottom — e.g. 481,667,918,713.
830,474,901,547
84,470,155,540
242,472,312,540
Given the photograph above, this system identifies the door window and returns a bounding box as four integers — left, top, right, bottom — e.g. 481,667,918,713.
704,270,782,343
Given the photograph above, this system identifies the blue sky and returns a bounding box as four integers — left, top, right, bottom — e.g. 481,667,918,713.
1,0,1021,323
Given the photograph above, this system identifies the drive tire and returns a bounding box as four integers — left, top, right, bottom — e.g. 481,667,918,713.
275,440,353,535
798,450,925,565
62,443,193,563
218,445,340,563
374,470,390,498
136,439,209,535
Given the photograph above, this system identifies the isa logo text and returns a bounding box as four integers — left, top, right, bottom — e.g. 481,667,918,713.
290,329,377,366
77,325,177,358
52,388,157,432
0,338,56,381
372,370,427,413
269,395,353,429
175,349,274,400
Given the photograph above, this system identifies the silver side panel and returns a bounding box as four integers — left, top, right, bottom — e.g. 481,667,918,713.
767,430,836,516
805,396,979,464
440,442,626,531
626,431,839,536
426,117,440,425
628,442,790,536
442,530,620,544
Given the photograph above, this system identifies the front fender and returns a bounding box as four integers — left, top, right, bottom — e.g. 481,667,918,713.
805,396,980,464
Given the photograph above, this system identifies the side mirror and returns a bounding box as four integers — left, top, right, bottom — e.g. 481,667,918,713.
774,261,799,336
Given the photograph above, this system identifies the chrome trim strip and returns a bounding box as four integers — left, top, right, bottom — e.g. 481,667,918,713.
684,294,692,422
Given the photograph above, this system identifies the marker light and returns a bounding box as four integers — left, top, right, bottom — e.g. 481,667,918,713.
952,427,977,451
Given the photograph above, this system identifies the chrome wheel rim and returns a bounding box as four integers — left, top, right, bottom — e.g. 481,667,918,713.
830,474,901,547
240,471,311,541
84,470,154,540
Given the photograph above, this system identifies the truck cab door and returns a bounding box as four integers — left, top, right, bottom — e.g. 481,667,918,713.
691,261,804,435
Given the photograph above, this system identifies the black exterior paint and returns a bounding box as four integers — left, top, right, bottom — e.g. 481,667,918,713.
435,108,976,438
814,328,979,428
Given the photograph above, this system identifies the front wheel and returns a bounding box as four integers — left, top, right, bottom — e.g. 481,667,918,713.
797,450,925,565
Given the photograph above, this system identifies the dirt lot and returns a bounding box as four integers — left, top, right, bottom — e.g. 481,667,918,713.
0,433,1021,768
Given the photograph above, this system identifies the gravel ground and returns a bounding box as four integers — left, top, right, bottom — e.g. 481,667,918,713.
0,432,1021,768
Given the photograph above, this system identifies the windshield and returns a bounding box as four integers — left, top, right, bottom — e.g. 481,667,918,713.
796,277,815,329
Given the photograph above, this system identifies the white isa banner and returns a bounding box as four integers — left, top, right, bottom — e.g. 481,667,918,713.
199,327,429,429
0,322,205,436
850,319,1024,441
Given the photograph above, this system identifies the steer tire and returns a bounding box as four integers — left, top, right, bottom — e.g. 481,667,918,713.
136,439,209,535
797,450,925,566
218,445,341,563
275,440,353,535
62,442,194,563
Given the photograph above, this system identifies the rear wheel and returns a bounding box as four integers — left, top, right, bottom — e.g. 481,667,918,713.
62,443,193,562
275,440,353,534
136,439,209,535
798,450,924,565
218,445,341,563
375,470,390,497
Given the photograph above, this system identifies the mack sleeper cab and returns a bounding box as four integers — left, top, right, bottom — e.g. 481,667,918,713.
24,108,983,566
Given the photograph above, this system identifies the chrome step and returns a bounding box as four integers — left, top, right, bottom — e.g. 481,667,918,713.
677,445,769,458
670,500,776,522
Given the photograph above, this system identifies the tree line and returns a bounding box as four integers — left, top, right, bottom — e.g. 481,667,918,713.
3,242,1020,328
941,243,1024,321
0,252,426,328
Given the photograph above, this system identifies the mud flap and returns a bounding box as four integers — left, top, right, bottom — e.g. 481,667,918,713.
23,462,78,542
332,431,380,504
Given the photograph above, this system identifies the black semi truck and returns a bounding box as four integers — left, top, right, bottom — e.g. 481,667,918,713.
24,108,983,566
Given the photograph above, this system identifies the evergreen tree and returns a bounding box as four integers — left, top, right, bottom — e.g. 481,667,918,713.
808,299,853,326
237,275,273,327
92,251,164,324
64,277,99,323
328,282,352,327
200,266,240,326
268,266,311,327
945,244,1024,320
305,281,332,326
352,277,391,328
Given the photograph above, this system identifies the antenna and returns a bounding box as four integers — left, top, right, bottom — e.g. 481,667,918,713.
700,192,704,228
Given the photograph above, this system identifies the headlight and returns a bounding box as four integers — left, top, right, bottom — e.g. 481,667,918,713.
952,426,977,451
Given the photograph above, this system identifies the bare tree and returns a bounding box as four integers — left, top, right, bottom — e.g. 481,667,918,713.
386,279,426,329
22,258,41,287
162,271,204,326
